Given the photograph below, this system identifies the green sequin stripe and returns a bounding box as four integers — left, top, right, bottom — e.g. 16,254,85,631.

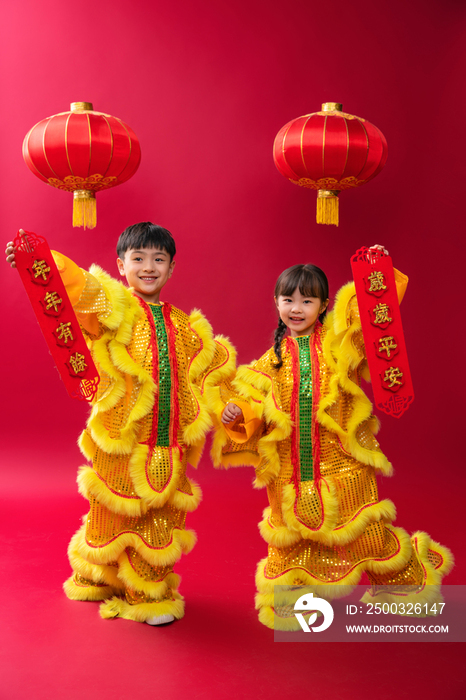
149,304,171,446
296,336,313,481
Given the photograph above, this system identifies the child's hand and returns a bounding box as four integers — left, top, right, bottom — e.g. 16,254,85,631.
222,403,244,424
5,241,17,268
5,229,29,268
369,243,389,256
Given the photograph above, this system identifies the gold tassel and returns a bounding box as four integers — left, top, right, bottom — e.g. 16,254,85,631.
73,190,97,229
316,190,339,226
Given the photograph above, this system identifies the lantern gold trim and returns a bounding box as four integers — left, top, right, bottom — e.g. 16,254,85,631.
317,189,340,226
73,190,96,229
321,102,342,112
70,102,93,112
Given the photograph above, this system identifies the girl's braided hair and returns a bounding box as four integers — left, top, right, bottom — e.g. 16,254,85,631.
273,264,329,369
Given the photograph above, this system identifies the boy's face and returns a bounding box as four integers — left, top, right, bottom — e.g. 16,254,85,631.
117,247,175,304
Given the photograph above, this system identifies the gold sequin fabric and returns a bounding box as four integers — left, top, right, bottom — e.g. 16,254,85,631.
65,269,230,610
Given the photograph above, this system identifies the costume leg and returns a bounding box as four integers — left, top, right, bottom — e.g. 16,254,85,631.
254,522,453,630
63,496,196,622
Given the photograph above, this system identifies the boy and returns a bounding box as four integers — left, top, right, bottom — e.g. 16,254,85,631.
6,222,235,625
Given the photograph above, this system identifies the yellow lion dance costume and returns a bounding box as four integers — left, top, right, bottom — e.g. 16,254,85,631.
211,273,453,630
54,252,235,622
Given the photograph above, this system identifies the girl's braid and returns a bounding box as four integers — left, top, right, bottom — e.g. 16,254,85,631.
273,317,287,368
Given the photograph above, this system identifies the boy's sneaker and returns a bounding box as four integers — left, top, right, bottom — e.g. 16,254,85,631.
146,614,175,626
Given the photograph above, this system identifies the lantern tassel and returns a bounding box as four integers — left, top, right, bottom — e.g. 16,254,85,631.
316,190,339,226
73,190,97,229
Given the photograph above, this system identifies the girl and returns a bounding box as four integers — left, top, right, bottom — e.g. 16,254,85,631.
213,251,453,631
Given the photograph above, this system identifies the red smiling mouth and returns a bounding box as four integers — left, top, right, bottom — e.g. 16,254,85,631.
290,316,304,321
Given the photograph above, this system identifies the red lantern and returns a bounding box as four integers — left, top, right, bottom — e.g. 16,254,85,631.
23,102,141,229
273,102,387,226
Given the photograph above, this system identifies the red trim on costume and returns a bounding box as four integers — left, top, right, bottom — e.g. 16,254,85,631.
73,578,108,588
333,500,378,529
263,528,402,582
292,482,325,532
137,297,159,450
200,339,231,393
310,325,322,483
125,550,171,582
186,322,203,421
162,305,179,442
163,303,182,454
288,337,301,495
177,480,195,496
85,526,185,550
93,470,141,500
143,445,174,494
249,368,281,410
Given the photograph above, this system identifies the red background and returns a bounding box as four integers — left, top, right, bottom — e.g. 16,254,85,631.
1,1,465,698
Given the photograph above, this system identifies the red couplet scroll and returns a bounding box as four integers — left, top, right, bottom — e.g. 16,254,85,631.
351,246,414,418
14,230,100,402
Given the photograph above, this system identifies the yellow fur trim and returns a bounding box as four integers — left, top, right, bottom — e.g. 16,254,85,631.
209,393,236,468
257,605,320,631
77,465,145,517
63,576,117,601
256,585,328,610
364,525,412,575
203,336,237,389
233,365,292,488
318,284,393,476
255,556,357,600
180,310,216,448
67,542,124,590
258,507,302,547
212,448,262,470
116,550,181,598
213,363,291,486
78,430,96,461
331,280,357,336
255,525,412,599
182,384,213,447
70,523,196,569
427,537,455,577
282,480,396,546
361,531,454,615
187,310,216,380
86,335,156,455
99,594,184,622
78,269,157,457
88,265,139,331
281,480,339,543
127,444,181,509
169,479,202,512
208,360,265,471
185,442,204,469
329,498,396,546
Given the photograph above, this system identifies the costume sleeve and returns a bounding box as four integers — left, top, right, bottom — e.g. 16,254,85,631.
177,309,239,467
210,348,292,487
51,250,112,337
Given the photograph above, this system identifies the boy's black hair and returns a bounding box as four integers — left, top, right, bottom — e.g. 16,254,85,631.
117,222,176,261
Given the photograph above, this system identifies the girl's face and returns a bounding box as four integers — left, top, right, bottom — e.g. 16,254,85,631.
275,287,328,337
